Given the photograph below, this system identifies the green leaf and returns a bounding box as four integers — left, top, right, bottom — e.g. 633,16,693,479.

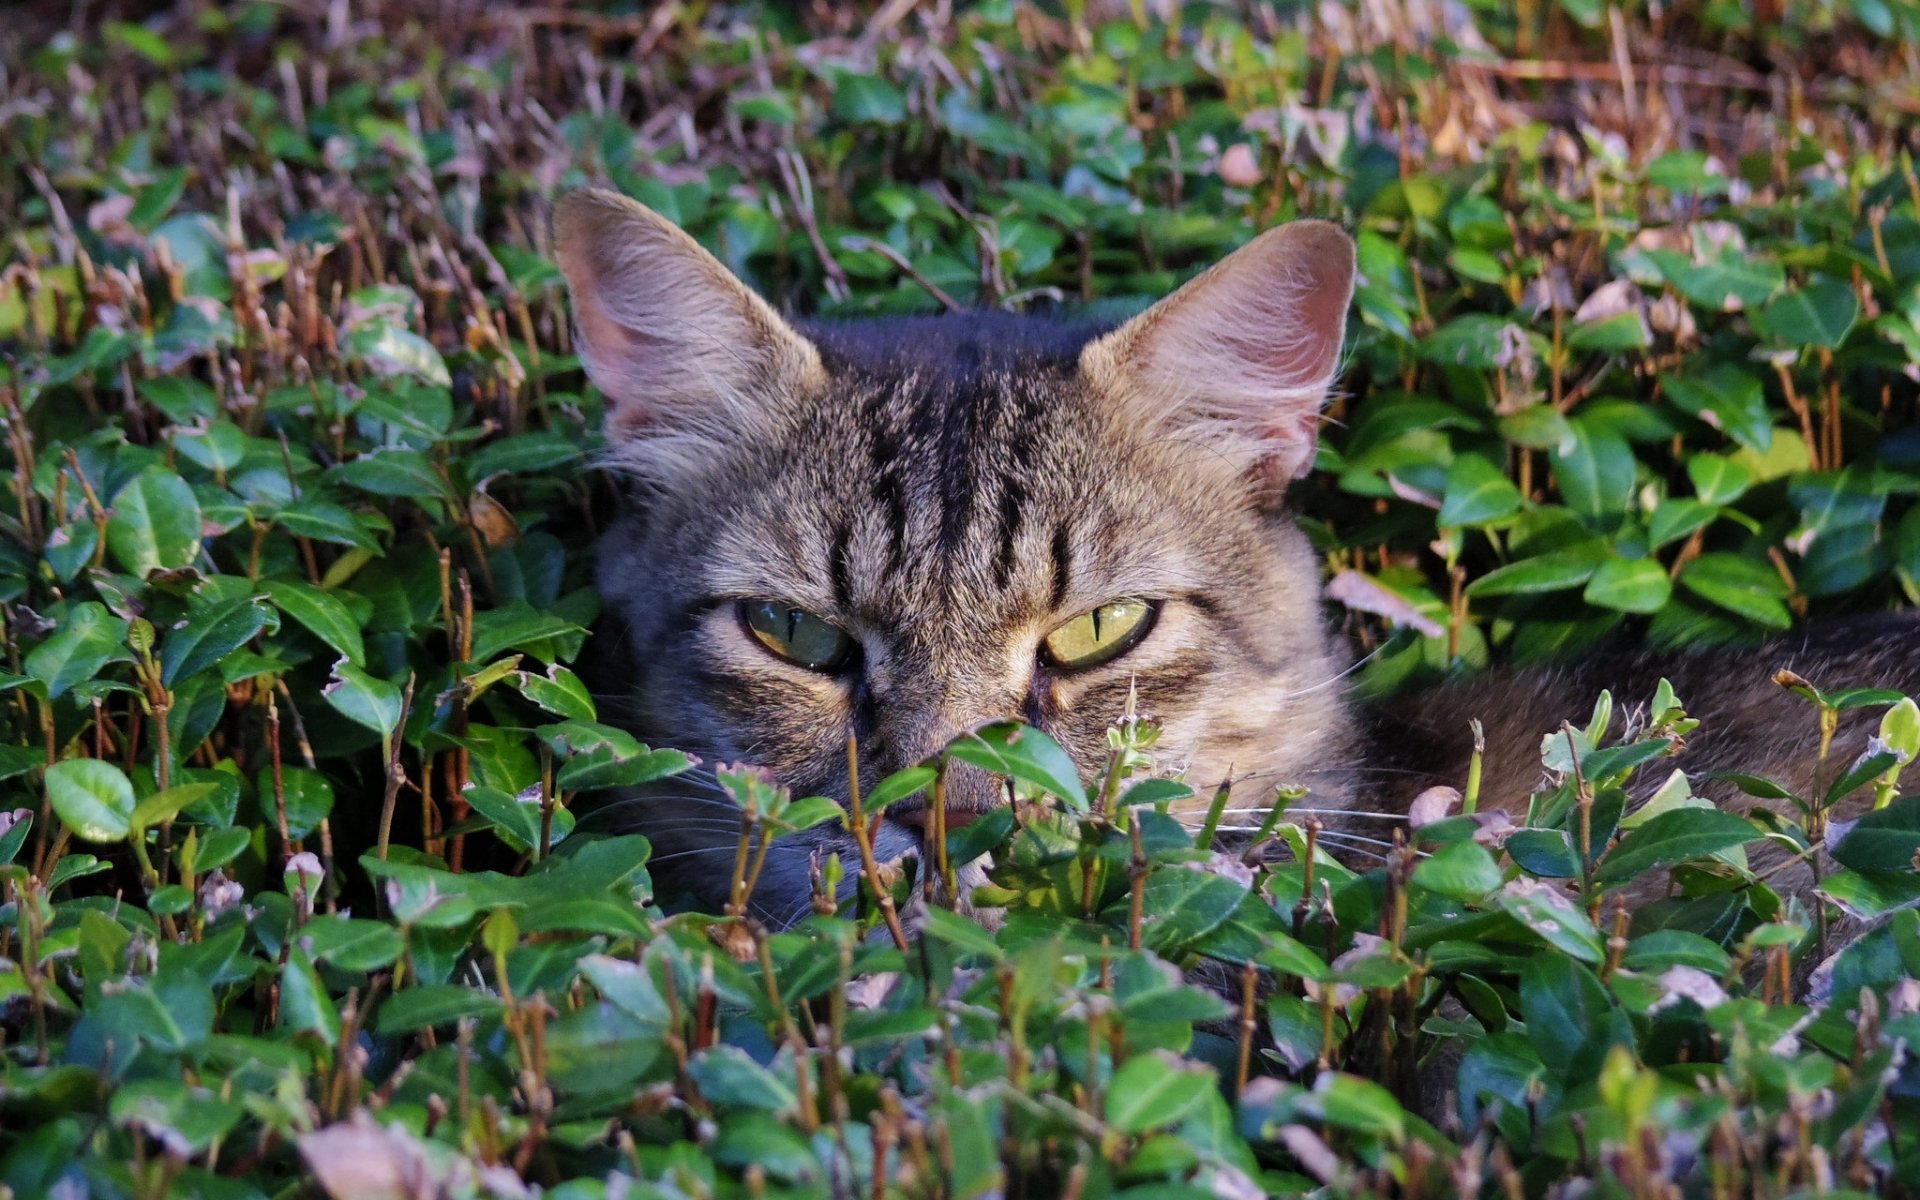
1438,454,1525,527
139,377,217,423
1582,557,1672,614
1313,1073,1407,1139
261,580,366,666
1678,554,1793,629
578,953,671,1031
132,783,217,831
321,661,404,736
1568,309,1649,352
0,813,33,865
1128,869,1248,954
919,907,1003,960
864,765,937,813
1105,1052,1214,1134
946,721,1088,810
1496,879,1603,961
1466,544,1609,597
832,74,906,123
1413,839,1504,899
343,322,451,386
1820,867,1920,919
275,499,384,552
268,766,335,840
464,784,542,852
1255,931,1330,981
1552,417,1635,519
127,167,191,233
689,1045,798,1113
300,916,404,971
773,795,840,831
1758,278,1859,348
1519,955,1612,1073
1828,750,1901,805
1645,246,1784,311
189,826,252,873
44,521,99,581
45,759,136,842
1687,454,1754,506
509,665,594,720
375,984,501,1034
105,19,177,65
1498,405,1577,452
107,468,204,577
470,602,585,662
175,421,247,473
1648,498,1719,549
1830,795,1920,872
332,450,450,501
555,745,693,792
161,596,273,686
1597,808,1761,882
25,602,130,700
1661,367,1772,453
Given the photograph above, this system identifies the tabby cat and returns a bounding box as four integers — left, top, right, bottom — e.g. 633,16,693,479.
555,187,1920,927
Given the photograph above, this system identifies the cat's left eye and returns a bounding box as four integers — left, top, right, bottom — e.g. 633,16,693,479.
740,601,855,673
1042,599,1156,671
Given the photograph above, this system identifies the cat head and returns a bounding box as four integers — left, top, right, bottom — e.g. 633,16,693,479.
556,188,1358,922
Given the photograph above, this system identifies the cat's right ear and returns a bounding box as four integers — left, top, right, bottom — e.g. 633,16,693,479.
554,189,822,468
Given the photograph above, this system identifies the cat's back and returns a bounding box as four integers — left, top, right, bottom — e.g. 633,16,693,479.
1378,611,1920,814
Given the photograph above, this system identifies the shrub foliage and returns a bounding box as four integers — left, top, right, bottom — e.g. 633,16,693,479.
2,2,1920,1197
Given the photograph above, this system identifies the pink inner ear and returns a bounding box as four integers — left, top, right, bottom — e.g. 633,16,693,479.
570,291,664,432
1278,263,1349,381
1234,239,1351,388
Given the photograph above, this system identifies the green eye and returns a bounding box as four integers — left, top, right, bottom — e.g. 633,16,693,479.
741,601,855,672
1042,599,1156,671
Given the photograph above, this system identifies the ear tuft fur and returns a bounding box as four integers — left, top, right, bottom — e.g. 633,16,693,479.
1081,219,1356,494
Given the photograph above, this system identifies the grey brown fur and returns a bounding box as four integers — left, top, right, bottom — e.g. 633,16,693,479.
556,187,1919,925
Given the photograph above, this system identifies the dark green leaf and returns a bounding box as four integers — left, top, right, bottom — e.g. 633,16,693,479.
1597,808,1761,882
26,603,130,700
161,597,273,686
1758,278,1859,348
947,721,1088,810
1582,557,1672,613
1105,1052,1214,1134
107,468,204,577
261,580,366,666
1830,796,1920,872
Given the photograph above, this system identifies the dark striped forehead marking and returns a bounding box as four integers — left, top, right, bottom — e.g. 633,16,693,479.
802,313,1102,604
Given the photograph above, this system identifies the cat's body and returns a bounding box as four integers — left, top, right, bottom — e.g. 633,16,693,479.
555,188,1917,927
1380,614,1919,812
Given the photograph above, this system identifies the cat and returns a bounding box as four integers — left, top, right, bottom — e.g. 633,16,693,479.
554,186,1920,929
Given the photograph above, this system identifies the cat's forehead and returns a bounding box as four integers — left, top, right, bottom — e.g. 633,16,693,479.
796,310,1107,378
694,317,1219,620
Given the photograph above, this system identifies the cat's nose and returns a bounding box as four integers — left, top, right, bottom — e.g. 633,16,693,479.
883,758,1004,838
887,804,988,834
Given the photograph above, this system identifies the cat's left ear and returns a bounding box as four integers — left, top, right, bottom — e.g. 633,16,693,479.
1081,220,1354,492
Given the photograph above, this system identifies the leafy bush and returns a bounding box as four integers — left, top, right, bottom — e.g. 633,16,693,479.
2,1,1920,1196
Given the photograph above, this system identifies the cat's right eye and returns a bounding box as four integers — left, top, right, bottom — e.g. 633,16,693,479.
740,601,855,673
1042,599,1156,671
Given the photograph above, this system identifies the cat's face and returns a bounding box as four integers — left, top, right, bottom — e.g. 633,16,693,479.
557,190,1358,922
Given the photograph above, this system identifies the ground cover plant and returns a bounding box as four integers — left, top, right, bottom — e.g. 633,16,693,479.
3,0,1920,1195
